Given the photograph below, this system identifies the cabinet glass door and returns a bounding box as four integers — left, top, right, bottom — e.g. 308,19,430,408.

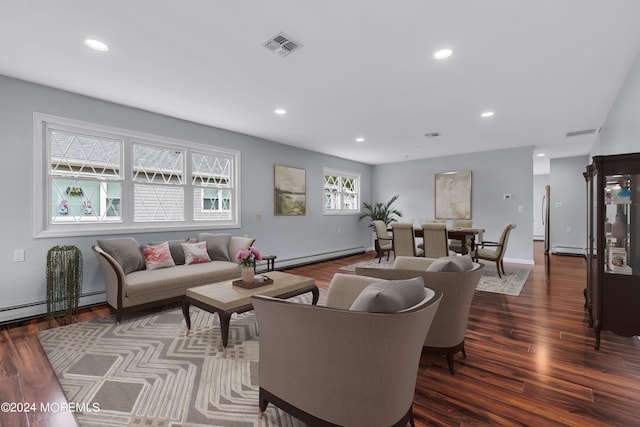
604,174,636,275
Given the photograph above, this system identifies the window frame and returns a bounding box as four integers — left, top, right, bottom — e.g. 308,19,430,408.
33,113,241,238
322,167,361,215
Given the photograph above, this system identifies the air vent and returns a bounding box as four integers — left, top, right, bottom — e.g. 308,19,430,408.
262,32,301,57
565,128,600,138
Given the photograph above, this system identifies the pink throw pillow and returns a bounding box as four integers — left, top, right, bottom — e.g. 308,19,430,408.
181,241,212,265
143,241,176,271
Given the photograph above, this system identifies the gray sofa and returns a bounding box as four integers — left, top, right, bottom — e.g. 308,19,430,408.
93,234,254,322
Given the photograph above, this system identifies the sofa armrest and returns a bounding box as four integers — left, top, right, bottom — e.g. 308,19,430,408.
228,236,255,260
92,245,126,313
324,273,386,310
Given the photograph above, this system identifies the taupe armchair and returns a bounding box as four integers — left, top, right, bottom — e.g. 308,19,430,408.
357,256,484,374
252,274,442,426
473,223,516,278
372,220,393,263
392,222,424,257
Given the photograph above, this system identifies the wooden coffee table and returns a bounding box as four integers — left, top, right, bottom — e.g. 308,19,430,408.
182,271,319,355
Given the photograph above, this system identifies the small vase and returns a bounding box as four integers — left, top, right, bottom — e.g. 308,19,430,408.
241,266,255,284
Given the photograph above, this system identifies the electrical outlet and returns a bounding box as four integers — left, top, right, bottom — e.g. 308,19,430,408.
13,249,25,262
518,205,524,212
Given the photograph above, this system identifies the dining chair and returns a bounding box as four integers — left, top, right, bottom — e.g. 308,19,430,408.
449,220,473,253
419,223,451,258
473,223,516,277
372,220,393,263
391,222,424,257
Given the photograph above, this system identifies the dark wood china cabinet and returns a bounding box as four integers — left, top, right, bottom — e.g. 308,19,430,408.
584,153,640,349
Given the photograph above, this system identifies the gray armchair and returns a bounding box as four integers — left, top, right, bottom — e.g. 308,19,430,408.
357,256,484,374
252,273,442,426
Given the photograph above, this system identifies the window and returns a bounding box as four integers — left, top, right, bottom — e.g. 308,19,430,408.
323,168,360,215
34,114,240,237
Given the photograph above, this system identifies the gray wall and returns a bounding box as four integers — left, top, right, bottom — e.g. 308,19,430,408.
0,75,373,322
595,47,640,156
371,146,534,264
549,156,589,253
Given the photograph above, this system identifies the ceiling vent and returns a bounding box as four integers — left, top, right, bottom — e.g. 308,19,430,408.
262,32,301,57
565,128,600,138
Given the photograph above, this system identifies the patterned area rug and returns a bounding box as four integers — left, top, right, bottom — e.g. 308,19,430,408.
38,293,324,427
340,259,530,296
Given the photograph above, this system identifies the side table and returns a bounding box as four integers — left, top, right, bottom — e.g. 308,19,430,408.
262,255,277,272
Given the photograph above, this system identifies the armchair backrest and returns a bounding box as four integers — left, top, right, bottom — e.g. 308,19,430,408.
496,223,516,257
391,222,418,257
372,220,391,242
251,288,441,426
420,223,449,258
356,263,484,348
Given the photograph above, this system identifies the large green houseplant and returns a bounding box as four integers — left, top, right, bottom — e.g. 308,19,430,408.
358,194,403,227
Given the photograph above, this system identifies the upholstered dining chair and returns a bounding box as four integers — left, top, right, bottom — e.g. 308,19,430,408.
449,220,473,253
391,222,424,257
473,223,516,278
252,274,442,426
419,223,451,258
372,220,393,263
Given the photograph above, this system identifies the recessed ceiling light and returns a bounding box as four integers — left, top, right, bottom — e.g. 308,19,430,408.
434,49,453,60
355,137,365,142
274,109,287,115
536,153,546,157
480,111,494,118
84,39,109,51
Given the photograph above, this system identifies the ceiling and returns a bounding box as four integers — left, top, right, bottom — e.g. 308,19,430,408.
2,1,640,174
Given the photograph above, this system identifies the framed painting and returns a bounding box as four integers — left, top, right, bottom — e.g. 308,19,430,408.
274,164,306,216
435,170,472,220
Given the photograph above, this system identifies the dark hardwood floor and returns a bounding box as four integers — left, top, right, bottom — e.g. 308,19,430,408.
2,241,639,426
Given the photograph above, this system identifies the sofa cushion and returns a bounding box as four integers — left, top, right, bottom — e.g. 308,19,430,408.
198,233,231,261
182,241,212,265
151,239,187,265
349,277,426,313
427,255,474,272
97,237,146,274
125,261,240,298
142,241,176,271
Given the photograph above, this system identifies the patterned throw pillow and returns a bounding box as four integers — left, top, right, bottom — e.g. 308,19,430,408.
142,241,176,271
181,241,212,265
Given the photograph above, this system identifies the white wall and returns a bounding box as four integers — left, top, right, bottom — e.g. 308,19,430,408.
371,146,534,264
0,75,373,322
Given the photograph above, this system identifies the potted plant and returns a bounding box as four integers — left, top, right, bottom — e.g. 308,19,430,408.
358,194,403,226
358,195,403,256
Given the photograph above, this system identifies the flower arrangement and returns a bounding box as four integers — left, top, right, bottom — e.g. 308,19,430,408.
236,247,262,268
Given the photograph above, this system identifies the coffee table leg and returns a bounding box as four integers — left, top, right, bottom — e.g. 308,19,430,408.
182,300,192,336
219,311,232,357
311,287,320,305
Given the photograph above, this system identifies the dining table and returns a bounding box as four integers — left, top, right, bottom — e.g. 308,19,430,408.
388,226,484,256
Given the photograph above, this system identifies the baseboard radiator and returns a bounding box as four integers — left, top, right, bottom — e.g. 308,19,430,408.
551,245,585,256
1,246,367,324
263,246,366,269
